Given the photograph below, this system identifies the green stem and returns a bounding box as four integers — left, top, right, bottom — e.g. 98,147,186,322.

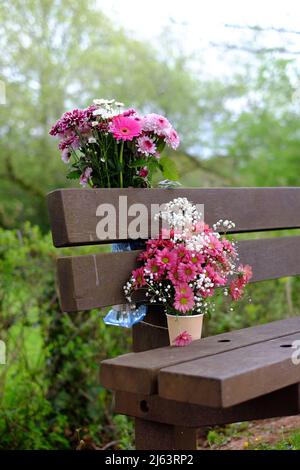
119,141,124,188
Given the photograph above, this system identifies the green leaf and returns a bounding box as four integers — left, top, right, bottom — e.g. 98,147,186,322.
128,159,149,168
159,156,179,181
66,170,81,180
156,139,166,153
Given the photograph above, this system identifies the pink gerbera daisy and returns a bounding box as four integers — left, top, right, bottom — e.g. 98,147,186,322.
173,330,193,347
173,292,195,313
109,115,142,141
137,135,157,155
178,262,197,282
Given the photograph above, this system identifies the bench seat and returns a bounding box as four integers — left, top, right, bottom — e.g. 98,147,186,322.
101,317,300,407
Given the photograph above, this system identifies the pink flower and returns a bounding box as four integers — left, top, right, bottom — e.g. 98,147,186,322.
238,264,253,283
139,166,149,178
173,292,195,313
79,167,93,187
132,267,146,287
205,265,226,287
190,252,205,268
175,245,189,260
167,267,181,285
145,258,163,279
229,280,244,301
173,330,193,347
165,128,180,149
109,115,142,141
122,108,137,117
58,135,80,151
61,148,70,164
222,238,237,255
142,113,171,134
178,262,197,282
137,135,157,155
175,283,193,298
207,233,223,256
156,248,177,269
49,108,90,136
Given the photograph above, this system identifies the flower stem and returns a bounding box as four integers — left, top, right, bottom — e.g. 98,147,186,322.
119,141,124,188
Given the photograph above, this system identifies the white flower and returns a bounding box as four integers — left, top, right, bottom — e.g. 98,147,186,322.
88,137,97,143
93,98,115,105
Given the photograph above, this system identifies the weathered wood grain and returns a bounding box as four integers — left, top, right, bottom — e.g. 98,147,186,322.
57,236,300,311
158,332,300,407
48,187,300,247
100,317,300,395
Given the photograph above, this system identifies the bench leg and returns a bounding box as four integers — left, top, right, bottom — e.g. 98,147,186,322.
135,418,197,450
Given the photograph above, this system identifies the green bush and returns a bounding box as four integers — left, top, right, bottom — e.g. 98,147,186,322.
0,224,132,449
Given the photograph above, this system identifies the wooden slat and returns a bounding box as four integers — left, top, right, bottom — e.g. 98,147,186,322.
115,385,300,427
57,236,300,311
100,317,300,395
47,187,300,247
158,332,300,407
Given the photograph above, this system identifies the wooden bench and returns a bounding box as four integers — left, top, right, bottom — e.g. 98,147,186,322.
47,187,300,450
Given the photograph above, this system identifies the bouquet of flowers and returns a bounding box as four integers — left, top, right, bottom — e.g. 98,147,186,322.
124,198,252,346
49,99,180,188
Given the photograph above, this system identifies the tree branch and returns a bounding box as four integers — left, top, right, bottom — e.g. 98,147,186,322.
5,157,45,200
225,24,300,36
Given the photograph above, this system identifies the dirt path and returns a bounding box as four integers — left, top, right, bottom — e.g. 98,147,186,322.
198,415,300,450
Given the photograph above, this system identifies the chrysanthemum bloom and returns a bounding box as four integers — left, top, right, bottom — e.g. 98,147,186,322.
207,233,224,256
142,113,171,134
145,258,163,280
206,265,227,286
122,108,137,117
109,115,142,141
137,135,157,155
178,262,197,282
173,330,193,347
173,292,195,313
165,128,180,149
167,268,181,285
156,248,177,269
229,280,244,301
190,252,205,268
175,245,188,260
175,283,193,298
132,267,146,287
59,135,80,152
238,264,253,283
79,167,93,187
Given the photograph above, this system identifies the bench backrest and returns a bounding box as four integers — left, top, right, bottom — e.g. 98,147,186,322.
47,187,300,350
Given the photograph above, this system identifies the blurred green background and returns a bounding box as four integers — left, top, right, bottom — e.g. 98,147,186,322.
1,0,300,449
